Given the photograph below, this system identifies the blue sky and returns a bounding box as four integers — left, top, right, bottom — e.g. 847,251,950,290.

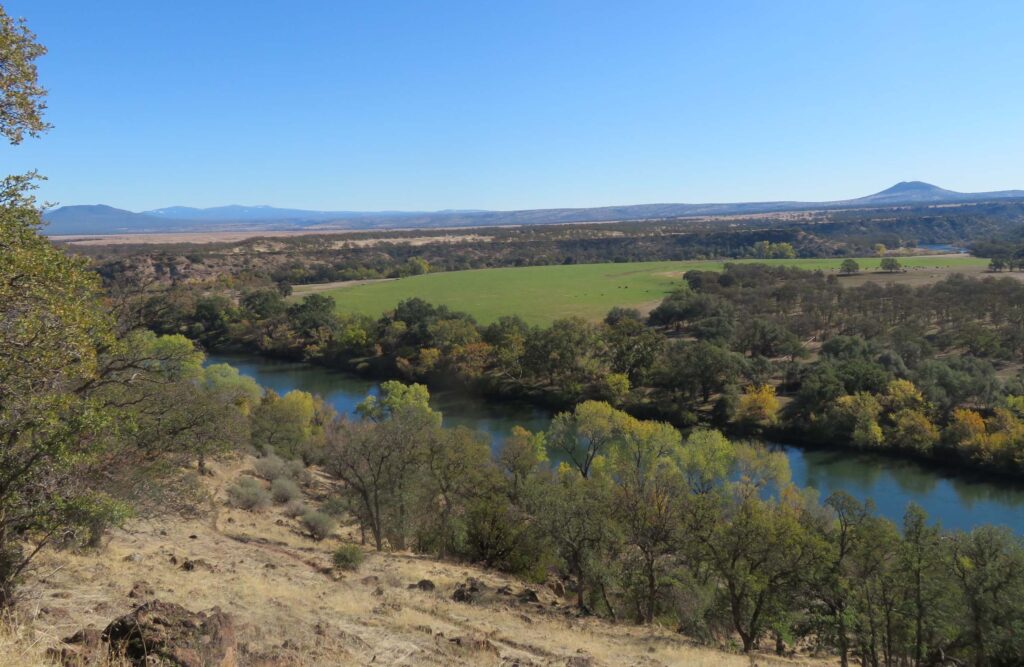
3,1,1024,211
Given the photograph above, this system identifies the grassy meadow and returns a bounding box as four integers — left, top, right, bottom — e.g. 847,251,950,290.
294,255,988,325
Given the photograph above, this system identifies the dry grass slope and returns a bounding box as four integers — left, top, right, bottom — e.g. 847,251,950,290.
10,457,830,666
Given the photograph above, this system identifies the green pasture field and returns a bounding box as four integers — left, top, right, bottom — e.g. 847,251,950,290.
293,255,988,326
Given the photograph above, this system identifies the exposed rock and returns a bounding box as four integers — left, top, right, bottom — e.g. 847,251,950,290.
548,579,566,598
179,558,213,572
59,600,238,666
50,627,103,666
518,588,540,604
408,579,435,591
128,580,154,599
445,634,500,656
451,577,486,603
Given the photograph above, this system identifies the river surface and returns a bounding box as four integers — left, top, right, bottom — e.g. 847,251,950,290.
208,353,1024,534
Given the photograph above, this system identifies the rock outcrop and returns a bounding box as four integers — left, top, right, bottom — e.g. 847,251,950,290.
56,600,237,666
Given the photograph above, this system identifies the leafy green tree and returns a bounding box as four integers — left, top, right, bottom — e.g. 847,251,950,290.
698,491,825,652
880,257,902,273
253,390,314,458
0,21,125,599
524,316,606,393
899,504,954,666
418,426,492,557
840,259,860,275
241,288,287,320
736,384,780,429
950,526,1024,666
0,6,50,143
827,392,884,448
541,464,617,611
844,513,903,667
483,315,529,380
547,401,623,478
679,429,735,494
888,409,939,453
656,341,745,403
819,492,874,667
498,426,547,502
605,314,663,384
327,382,441,550
609,416,685,623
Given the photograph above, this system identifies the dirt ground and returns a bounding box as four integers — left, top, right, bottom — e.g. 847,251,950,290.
836,262,1023,287
8,457,830,667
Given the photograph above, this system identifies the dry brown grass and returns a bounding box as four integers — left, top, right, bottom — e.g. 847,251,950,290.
13,458,830,666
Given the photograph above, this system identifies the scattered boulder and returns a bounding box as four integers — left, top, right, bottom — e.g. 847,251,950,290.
445,634,500,656
517,588,540,604
39,606,71,620
127,580,155,599
451,578,485,604
60,600,238,667
179,558,213,572
50,627,104,666
408,579,436,592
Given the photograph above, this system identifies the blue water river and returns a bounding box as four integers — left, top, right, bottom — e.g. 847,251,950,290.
209,353,1024,533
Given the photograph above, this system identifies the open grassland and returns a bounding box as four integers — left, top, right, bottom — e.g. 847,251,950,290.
294,255,989,325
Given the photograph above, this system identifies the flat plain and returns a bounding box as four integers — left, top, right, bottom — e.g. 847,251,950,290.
293,255,990,325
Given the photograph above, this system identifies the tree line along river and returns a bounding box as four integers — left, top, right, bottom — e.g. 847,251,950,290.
208,353,1024,534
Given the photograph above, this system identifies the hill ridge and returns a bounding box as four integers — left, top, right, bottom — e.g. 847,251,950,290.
43,181,1024,236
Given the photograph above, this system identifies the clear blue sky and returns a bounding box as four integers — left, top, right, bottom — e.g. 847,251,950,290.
3,1,1024,212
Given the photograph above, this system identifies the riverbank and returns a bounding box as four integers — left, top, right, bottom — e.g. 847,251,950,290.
207,352,1024,533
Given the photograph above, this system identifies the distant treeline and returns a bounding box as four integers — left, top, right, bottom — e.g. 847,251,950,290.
141,263,1024,479
68,200,1024,286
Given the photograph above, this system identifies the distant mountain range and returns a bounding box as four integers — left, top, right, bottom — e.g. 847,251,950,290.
42,181,1024,236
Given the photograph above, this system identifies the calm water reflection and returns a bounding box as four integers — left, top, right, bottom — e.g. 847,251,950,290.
208,353,1024,533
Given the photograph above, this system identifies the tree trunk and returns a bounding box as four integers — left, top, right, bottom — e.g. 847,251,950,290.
645,557,657,624
838,608,849,667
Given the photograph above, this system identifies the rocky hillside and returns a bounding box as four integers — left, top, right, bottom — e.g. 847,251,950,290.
5,457,829,667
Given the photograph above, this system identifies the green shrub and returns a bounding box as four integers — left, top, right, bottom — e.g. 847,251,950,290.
227,477,270,511
283,500,307,518
271,477,301,504
254,453,311,485
282,459,312,485
332,544,365,571
320,495,347,518
253,453,285,481
301,511,336,541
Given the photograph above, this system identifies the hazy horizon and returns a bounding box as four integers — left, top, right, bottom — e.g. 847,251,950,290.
49,180,1019,215
4,1,1024,211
